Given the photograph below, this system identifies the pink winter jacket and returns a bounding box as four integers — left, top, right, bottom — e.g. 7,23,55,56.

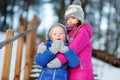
56,23,94,80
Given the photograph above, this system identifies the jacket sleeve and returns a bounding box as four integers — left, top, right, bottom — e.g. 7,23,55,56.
64,48,80,67
35,49,55,67
56,53,67,64
69,23,92,55
56,48,80,68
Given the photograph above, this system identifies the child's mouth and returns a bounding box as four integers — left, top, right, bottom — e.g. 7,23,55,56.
57,38,61,40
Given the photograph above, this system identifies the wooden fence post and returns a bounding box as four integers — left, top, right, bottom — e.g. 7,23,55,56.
30,15,39,65
24,23,34,80
14,26,25,80
2,29,14,80
24,15,39,80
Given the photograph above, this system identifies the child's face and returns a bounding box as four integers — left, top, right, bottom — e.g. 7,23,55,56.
50,26,66,42
66,17,79,26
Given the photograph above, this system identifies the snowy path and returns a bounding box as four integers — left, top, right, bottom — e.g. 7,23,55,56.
92,57,120,80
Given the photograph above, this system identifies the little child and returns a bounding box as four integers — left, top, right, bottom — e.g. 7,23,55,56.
35,23,80,80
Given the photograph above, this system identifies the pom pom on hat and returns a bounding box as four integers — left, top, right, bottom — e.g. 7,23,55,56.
65,0,84,24
72,0,82,5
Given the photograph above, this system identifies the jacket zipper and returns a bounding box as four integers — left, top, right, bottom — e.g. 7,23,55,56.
39,70,44,80
65,73,67,80
80,59,83,69
53,69,56,80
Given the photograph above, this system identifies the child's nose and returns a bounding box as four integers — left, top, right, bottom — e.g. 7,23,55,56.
56,34,60,37
68,19,72,23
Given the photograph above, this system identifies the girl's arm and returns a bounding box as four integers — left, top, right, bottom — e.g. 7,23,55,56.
56,47,80,68
35,41,62,67
56,23,93,66
35,49,55,68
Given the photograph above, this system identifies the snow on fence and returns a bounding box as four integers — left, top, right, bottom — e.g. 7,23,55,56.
0,15,40,80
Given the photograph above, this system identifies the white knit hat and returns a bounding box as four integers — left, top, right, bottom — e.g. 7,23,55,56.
65,0,84,24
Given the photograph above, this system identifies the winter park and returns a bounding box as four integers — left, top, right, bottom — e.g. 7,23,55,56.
0,0,120,80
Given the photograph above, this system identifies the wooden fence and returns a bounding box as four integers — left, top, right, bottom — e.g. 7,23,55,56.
92,49,120,67
1,15,40,80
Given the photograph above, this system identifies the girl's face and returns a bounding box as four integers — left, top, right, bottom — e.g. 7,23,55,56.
50,26,66,42
66,17,79,26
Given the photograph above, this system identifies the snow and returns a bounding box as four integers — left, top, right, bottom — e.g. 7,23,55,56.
92,58,120,80
0,32,120,80
0,32,6,79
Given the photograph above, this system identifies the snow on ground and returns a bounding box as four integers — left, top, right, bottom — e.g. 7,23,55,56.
0,32,120,80
92,57,120,80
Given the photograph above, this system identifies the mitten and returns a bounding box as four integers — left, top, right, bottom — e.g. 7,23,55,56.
47,57,62,68
37,42,47,53
60,45,69,53
49,40,64,54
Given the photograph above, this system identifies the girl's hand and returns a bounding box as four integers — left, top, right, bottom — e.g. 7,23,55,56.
60,45,69,53
37,42,46,53
47,58,62,68
49,40,64,54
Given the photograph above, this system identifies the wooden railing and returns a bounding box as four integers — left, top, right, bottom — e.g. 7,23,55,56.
92,49,120,67
0,15,40,80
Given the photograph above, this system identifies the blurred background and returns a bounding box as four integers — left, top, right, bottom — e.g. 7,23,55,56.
0,0,120,56
0,0,120,80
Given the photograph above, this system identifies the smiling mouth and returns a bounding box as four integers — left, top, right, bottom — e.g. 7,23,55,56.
57,38,61,40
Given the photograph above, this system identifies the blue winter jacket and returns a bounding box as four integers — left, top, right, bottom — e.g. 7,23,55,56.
35,40,80,80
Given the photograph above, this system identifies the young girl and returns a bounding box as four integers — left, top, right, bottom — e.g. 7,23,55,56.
66,0,94,80
51,0,94,80
35,23,80,80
